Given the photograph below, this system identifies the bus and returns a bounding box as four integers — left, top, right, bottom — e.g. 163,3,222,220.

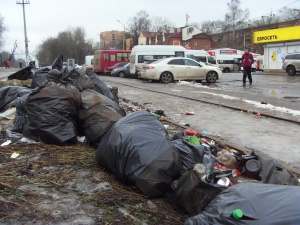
93,50,131,74
216,55,243,73
130,45,195,75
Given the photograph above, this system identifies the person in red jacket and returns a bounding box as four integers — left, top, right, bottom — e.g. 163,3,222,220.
241,48,254,87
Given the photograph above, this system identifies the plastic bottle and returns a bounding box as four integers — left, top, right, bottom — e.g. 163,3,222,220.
217,149,237,169
202,152,215,179
185,129,199,137
223,209,244,219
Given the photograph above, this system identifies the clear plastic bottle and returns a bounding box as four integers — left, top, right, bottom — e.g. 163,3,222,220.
217,149,237,169
202,152,215,178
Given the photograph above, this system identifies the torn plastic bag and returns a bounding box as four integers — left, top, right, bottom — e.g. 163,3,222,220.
172,139,210,173
78,89,125,144
0,86,31,112
255,151,299,185
12,94,29,133
184,183,300,225
85,70,114,100
23,82,81,145
96,110,182,198
63,68,94,92
175,164,225,216
7,66,33,80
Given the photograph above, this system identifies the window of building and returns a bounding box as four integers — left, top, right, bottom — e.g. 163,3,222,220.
194,41,197,45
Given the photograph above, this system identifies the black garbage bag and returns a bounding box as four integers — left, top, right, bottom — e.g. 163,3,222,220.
172,139,210,173
0,86,31,112
31,55,63,88
63,68,94,92
175,164,225,216
255,151,299,185
184,183,300,225
85,70,114,100
31,68,52,88
7,66,33,80
78,89,125,144
23,82,81,145
96,110,182,198
12,94,29,133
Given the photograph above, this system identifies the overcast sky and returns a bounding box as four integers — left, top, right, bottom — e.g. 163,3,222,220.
1,0,300,60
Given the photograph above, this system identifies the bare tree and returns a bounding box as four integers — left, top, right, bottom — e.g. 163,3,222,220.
35,26,94,66
224,0,249,47
200,20,224,34
150,17,173,32
0,14,8,49
127,10,151,46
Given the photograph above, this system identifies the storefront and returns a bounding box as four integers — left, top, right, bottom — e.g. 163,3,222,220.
253,26,300,69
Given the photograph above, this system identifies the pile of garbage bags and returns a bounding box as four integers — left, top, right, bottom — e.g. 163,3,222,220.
1,55,125,145
1,55,300,224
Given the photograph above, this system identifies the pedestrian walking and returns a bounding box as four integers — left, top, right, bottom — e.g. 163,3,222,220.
241,48,254,87
7,60,11,68
19,61,23,68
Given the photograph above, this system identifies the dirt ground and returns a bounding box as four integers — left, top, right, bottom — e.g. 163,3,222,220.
0,103,190,225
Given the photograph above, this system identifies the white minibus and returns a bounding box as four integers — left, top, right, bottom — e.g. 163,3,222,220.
130,45,194,76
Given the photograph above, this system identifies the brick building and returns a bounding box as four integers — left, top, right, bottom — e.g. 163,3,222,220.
100,30,125,50
138,26,213,50
210,18,300,55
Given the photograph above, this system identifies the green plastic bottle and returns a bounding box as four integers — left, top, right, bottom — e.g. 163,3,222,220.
223,209,244,219
232,209,243,219
189,135,200,146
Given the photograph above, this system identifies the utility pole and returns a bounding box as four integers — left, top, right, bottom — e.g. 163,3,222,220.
117,20,125,50
16,0,30,66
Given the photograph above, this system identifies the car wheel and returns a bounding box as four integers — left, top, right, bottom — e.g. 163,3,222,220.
223,68,230,73
206,71,218,83
286,66,296,76
119,72,125,78
160,72,173,83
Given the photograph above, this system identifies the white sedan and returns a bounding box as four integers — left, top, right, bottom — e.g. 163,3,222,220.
140,57,222,83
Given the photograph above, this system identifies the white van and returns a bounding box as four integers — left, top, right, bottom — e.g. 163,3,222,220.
216,55,243,72
130,45,194,76
186,50,216,65
84,55,94,70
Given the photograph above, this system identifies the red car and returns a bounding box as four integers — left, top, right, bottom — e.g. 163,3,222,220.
104,62,128,74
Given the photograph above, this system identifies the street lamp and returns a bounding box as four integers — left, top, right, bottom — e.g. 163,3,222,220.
117,20,125,50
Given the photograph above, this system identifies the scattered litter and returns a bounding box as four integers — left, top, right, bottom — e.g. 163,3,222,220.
19,137,40,143
1,140,12,146
10,152,20,158
163,124,169,129
255,112,261,119
185,111,195,115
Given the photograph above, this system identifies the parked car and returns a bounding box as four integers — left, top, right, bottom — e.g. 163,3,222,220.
104,62,128,74
140,57,222,83
111,63,130,78
282,53,300,76
137,59,158,78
